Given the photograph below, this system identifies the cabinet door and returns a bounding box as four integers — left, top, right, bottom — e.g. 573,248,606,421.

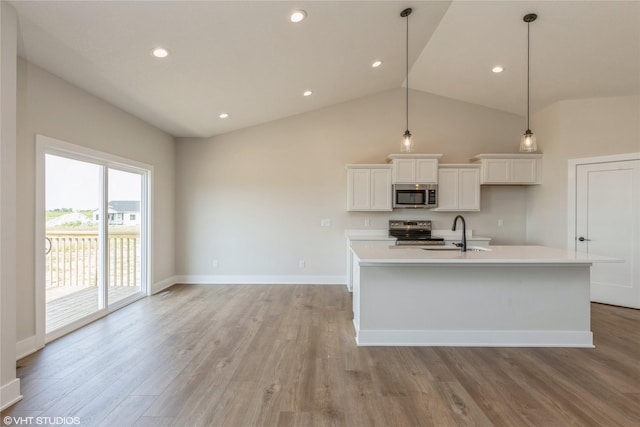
458,168,480,210
435,168,458,210
511,158,538,183
370,168,392,210
392,159,416,183
347,169,371,211
416,159,438,183
482,159,510,183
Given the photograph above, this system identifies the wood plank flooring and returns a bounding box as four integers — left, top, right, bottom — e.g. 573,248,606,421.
3,284,639,426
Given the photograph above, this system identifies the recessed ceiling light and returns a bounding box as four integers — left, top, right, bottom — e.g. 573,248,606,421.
303,90,313,97
372,60,383,68
152,47,169,58
290,10,306,23
492,65,504,73
219,113,229,119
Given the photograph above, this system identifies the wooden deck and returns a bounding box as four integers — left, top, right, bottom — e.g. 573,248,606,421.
46,286,141,333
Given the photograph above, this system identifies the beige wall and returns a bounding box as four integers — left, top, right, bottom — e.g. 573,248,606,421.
16,59,176,342
1,0,19,400
176,89,528,278
527,95,640,248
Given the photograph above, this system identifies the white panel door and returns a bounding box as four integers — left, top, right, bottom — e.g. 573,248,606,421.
576,160,639,308
347,169,371,211
370,168,392,211
458,168,480,210
510,158,537,184
415,159,438,183
435,168,458,210
392,159,416,183
483,159,509,183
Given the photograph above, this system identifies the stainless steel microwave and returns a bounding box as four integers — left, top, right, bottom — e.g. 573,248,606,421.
392,184,438,208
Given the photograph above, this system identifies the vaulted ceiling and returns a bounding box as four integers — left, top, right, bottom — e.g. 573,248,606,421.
11,1,640,138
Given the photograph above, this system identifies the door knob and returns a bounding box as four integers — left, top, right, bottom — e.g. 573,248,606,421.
578,236,591,242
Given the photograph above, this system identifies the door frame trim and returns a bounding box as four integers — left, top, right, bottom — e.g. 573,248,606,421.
567,152,640,252
35,134,153,348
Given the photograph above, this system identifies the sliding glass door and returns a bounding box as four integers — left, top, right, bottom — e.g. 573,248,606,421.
41,139,150,341
107,168,144,306
45,155,103,333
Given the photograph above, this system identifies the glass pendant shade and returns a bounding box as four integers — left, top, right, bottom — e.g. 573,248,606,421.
401,130,413,153
519,130,537,152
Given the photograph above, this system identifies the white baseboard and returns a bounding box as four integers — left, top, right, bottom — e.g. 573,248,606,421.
152,275,179,294
0,378,22,411
174,275,347,285
16,335,41,360
355,329,594,348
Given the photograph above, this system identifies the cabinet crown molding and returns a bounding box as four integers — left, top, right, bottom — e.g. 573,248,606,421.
386,153,443,162
439,163,481,169
472,153,543,160
345,164,392,170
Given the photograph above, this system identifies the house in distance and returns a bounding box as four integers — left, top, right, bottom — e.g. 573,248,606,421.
93,201,140,226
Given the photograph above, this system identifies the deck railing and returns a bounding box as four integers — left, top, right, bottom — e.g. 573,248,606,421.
46,230,140,289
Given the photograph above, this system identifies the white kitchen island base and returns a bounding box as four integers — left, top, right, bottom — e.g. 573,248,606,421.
351,245,617,348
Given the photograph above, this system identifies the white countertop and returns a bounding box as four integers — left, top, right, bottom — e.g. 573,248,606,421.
351,244,619,265
345,229,490,242
345,229,396,242
431,230,491,241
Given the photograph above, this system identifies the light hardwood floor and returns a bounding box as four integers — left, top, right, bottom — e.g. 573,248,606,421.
3,284,639,426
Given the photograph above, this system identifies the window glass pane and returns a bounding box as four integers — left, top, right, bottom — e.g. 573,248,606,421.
45,154,102,333
107,168,143,305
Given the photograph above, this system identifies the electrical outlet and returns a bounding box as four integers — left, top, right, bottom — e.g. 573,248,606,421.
213,259,219,269
299,259,306,269
364,218,371,227
320,218,331,227
498,219,504,227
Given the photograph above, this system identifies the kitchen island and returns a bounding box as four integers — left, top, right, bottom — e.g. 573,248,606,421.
350,244,617,348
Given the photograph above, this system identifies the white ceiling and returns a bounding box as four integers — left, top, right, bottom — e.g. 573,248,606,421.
411,0,640,115
10,1,640,138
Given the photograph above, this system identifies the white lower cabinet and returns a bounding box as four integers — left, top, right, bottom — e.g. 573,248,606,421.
346,165,392,211
434,165,480,211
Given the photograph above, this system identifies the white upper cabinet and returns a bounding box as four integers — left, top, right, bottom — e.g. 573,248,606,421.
370,168,392,210
472,154,542,185
386,154,443,184
434,164,481,211
346,165,392,211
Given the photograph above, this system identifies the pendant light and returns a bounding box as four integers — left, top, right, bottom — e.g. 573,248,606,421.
520,13,538,152
400,8,413,153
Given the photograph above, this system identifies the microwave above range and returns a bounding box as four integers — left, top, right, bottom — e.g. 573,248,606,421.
392,184,437,209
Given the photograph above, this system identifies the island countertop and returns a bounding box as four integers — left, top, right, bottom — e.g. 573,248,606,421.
350,244,618,266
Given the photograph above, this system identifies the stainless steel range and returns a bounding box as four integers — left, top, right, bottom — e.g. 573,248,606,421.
389,220,445,246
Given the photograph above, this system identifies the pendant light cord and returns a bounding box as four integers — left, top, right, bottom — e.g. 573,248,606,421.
405,10,409,132
526,20,530,131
